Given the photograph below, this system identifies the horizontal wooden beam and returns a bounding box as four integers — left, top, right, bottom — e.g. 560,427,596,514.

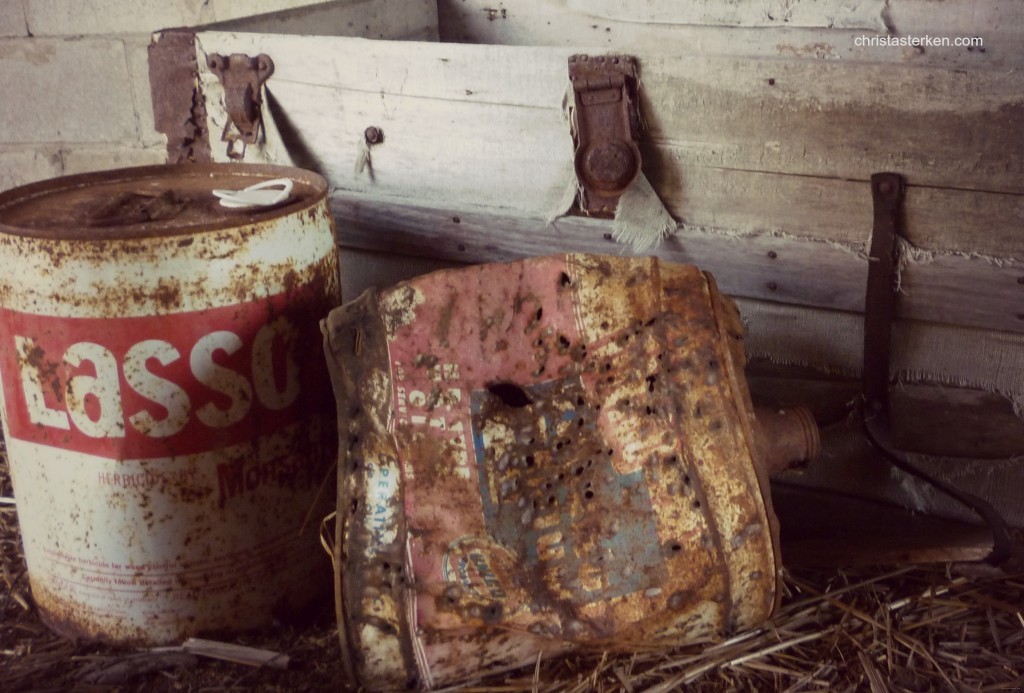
329,193,1024,335
193,31,1024,259
439,0,1024,70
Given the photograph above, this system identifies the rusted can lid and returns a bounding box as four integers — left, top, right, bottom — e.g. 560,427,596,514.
0,163,328,241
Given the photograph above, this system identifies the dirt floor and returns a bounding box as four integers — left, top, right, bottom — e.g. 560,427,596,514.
3,432,1024,692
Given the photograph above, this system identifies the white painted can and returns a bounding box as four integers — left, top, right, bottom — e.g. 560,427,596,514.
0,164,340,644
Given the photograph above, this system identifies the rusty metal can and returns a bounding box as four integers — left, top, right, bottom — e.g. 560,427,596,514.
0,164,340,644
323,254,782,689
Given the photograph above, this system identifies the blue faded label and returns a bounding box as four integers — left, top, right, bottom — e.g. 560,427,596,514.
472,377,664,605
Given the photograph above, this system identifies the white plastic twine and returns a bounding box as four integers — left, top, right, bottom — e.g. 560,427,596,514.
211,178,294,209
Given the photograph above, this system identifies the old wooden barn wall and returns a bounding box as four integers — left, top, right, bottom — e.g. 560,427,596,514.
176,1,1024,539
1,1,1022,550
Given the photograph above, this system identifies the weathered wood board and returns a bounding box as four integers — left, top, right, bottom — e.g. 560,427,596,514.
327,193,1024,336
438,0,1023,70
185,30,1023,341
190,34,1024,251
149,11,1024,544
204,0,438,39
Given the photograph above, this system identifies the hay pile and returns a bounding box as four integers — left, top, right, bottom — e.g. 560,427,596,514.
2,433,1023,691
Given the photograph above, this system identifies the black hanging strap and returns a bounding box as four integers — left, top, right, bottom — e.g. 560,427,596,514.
860,172,1017,566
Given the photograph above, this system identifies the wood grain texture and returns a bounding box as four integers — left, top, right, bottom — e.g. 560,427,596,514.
570,0,887,30
438,0,1023,70
328,193,1024,335
204,0,438,40
193,31,1024,258
637,56,1024,194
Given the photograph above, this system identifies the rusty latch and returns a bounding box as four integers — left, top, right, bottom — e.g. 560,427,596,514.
568,54,642,217
206,53,274,159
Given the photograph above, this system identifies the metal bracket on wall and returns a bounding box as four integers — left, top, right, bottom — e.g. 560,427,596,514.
860,172,1022,570
568,54,642,218
206,53,275,160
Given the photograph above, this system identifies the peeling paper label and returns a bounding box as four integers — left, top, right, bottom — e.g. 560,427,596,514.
363,457,401,550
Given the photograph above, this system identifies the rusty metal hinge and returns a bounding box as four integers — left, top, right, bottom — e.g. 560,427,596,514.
568,54,642,217
206,53,274,160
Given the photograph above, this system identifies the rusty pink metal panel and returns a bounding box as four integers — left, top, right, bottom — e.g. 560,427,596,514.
324,254,782,689
0,164,340,644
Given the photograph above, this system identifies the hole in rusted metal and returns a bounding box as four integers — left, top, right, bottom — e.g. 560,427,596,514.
483,603,502,622
534,307,544,322
526,454,536,467
670,543,682,552
692,500,701,509
486,382,532,408
558,334,571,349
559,272,573,287
646,374,657,392
584,490,595,500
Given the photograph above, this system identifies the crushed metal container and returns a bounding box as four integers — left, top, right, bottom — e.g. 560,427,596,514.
323,254,814,689
0,163,340,644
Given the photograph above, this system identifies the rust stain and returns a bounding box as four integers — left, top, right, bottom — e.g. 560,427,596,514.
0,163,340,646
325,254,784,689
149,30,211,164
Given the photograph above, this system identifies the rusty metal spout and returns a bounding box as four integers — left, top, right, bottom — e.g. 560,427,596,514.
754,406,820,476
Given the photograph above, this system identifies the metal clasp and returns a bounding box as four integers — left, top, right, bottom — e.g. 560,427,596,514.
568,54,642,217
206,53,274,160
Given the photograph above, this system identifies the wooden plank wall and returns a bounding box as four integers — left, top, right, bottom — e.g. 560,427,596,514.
140,2,1024,556
192,27,1024,330
185,1,1024,504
